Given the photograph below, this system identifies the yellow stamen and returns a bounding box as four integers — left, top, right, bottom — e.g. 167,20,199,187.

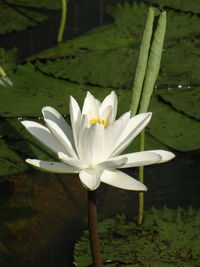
90,118,108,128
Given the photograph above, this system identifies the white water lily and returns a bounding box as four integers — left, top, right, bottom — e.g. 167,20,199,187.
21,91,175,191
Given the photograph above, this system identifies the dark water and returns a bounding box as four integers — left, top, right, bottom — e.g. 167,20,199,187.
0,150,199,266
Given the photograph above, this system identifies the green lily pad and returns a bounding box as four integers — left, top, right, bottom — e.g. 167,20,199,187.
6,0,61,10
0,1,47,34
35,38,200,89
148,95,200,151
74,207,200,266
149,0,200,14
27,23,141,61
35,47,138,89
157,87,200,121
158,39,200,85
0,63,115,118
107,2,200,41
0,138,28,176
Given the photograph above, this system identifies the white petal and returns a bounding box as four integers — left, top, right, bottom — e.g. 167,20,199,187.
110,151,162,168
95,157,127,170
100,170,147,191
21,121,65,154
104,118,124,158
44,119,78,158
99,91,117,123
69,96,81,148
112,112,152,156
147,150,175,163
100,105,112,126
79,123,105,165
82,92,99,118
79,169,102,190
42,106,74,146
118,111,131,128
77,114,89,160
95,99,101,109
58,152,88,169
26,159,79,173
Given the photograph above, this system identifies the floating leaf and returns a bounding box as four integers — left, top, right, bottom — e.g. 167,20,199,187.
28,23,141,61
0,1,47,34
0,138,28,176
74,207,200,266
35,48,138,89
107,2,200,41
0,63,114,118
148,95,200,151
149,0,200,14
6,0,61,10
158,39,200,85
157,87,200,121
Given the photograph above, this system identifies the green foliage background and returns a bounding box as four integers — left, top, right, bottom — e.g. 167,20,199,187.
0,0,199,177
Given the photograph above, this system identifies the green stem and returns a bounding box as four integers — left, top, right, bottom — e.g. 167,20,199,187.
57,0,68,43
88,190,103,267
137,130,145,225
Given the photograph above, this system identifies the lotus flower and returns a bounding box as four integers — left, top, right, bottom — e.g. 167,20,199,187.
21,91,175,191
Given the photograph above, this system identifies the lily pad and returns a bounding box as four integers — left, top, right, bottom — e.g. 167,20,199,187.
107,2,200,41
149,0,200,14
159,39,200,85
148,95,200,151
0,63,114,118
6,0,61,10
0,1,47,34
35,37,200,89
74,207,200,266
0,138,28,176
157,87,200,121
35,47,138,89
27,23,141,61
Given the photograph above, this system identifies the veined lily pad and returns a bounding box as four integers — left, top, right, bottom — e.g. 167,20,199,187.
107,2,200,40
35,48,138,89
0,0,47,34
35,37,200,89
27,23,141,61
0,63,114,118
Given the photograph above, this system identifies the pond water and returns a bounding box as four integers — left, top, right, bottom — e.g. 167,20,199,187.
0,150,199,266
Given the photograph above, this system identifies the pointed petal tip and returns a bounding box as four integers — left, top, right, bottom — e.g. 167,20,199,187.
148,150,176,163
42,106,53,114
25,158,32,164
21,120,31,127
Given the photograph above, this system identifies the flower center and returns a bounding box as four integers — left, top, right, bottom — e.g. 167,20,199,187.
90,118,108,128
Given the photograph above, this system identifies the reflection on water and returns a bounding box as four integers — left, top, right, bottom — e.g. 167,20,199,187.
0,150,199,266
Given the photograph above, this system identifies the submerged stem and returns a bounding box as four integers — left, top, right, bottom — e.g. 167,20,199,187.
57,0,68,43
88,190,103,267
137,130,145,225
